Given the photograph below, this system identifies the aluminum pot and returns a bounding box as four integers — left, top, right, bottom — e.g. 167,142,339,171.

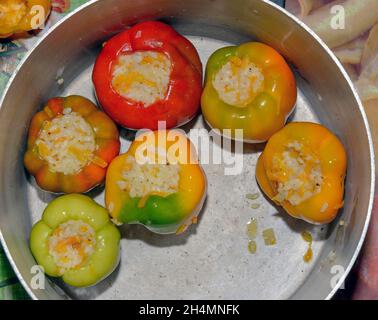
0,0,374,300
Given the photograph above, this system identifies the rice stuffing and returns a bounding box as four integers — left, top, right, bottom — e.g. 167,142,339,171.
212,56,264,106
270,141,323,206
111,51,172,106
117,155,180,198
48,220,96,275
35,110,96,175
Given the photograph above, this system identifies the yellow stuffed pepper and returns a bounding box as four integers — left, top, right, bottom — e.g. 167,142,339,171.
201,42,297,142
0,0,51,38
256,122,347,224
105,129,207,234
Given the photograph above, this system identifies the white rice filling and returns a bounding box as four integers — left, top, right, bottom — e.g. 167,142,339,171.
271,141,323,206
111,51,172,106
212,56,264,107
48,220,96,275
117,155,180,198
35,110,96,175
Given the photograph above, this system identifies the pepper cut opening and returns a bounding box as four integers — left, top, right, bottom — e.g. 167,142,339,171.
117,155,180,200
48,220,96,275
111,50,172,106
35,109,96,175
270,141,323,206
212,56,264,107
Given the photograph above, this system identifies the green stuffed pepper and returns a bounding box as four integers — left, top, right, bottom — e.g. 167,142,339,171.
30,194,120,287
201,42,297,142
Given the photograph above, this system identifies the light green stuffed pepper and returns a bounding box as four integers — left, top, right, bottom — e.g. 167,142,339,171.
30,194,120,287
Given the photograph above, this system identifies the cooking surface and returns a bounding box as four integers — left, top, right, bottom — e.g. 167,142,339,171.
26,35,328,299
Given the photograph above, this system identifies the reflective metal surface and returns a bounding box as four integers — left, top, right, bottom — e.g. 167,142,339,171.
0,0,374,300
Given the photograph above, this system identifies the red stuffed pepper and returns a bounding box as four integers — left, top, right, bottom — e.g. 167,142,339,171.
92,21,203,130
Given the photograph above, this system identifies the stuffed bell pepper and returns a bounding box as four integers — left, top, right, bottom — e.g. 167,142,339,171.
201,42,297,142
30,194,121,287
92,20,203,130
24,95,120,193
256,122,347,224
105,129,207,234
0,0,51,38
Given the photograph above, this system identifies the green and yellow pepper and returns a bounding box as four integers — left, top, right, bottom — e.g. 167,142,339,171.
256,122,347,224
105,130,207,234
30,194,121,287
201,42,297,142
24,95,120,194
0,0,51,38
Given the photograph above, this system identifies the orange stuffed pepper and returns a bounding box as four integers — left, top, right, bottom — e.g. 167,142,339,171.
24,95,120,193
256,122,347,224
